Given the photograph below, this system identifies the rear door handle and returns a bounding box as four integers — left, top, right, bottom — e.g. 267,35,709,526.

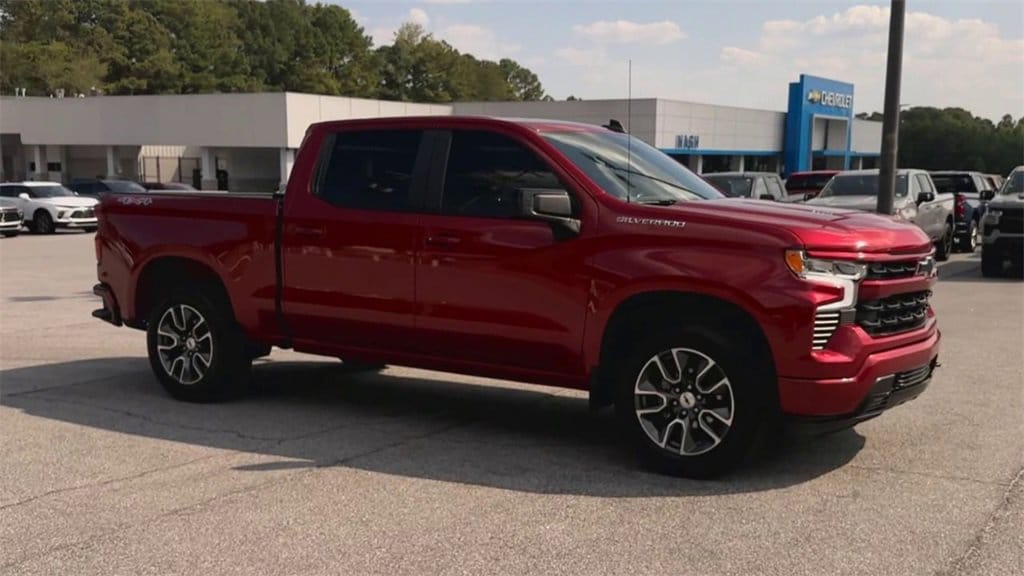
291,225,325,238
425,234,461,247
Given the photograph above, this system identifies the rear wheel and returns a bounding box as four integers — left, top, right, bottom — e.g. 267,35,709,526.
981,247,1003,277
935,222,953,261
33,211,54,234
613,325,769,478
146,289,250,402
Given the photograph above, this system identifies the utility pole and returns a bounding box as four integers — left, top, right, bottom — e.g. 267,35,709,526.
877,0,906,215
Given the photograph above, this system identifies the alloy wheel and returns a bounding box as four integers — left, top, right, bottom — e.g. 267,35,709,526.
156,304,214,385
970,221,979,251
633,348,735,456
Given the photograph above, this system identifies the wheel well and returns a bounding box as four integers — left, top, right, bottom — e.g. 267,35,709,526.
133,257,231,327
33,208,52,220
593,291,776,407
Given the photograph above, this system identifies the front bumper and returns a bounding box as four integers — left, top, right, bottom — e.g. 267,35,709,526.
58,218,98,229
778,327,940,417
0,220,21,232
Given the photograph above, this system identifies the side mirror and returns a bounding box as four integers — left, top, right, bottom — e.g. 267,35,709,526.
519,188,580,235
804,192,814,201
917,191,935,204
980,190,995,201
759,194,775,201
18,193,30,200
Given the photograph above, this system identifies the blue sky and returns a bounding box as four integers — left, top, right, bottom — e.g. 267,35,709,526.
335,1,1024,120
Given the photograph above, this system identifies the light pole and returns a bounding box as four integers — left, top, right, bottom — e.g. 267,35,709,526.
877,0,906,216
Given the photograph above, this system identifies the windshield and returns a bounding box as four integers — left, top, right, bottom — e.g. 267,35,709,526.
703,175,753,198
931,174,977,194
820,174,908,198
543,131,723,203
28,185,77,198
785,174,834,191
998,170,1023,196
104,180,147,193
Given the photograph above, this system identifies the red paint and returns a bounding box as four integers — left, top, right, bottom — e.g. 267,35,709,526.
94,117,940,418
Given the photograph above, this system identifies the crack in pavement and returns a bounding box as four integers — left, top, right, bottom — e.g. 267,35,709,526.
935,464,1024,576
1,371,142,401
848,463,1016,488
0,416,475,572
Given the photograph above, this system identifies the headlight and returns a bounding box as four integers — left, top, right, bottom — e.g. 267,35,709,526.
785,250,866,281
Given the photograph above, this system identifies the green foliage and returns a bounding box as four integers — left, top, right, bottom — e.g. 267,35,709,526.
0,0,547,102
897,107,1024,176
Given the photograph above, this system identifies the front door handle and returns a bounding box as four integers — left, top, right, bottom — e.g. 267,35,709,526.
425,234,461,247
291,225,325,238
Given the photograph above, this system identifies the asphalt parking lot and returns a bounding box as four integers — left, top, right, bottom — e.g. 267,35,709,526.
1,231,1021,576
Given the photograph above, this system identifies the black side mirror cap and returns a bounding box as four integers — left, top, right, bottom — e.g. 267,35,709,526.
519,188,580,235
980,190,995,200
759,194,775,201
917,191,935,204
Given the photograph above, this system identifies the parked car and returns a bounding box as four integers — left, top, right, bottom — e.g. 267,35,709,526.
92,117,940,478
805,169,956,260
0,199,23,237
784,170,839,202
69,178,147,197
0,181,98,234
702,172,787,201
980,166,1024,277
930,171,996,252
141,181,198,191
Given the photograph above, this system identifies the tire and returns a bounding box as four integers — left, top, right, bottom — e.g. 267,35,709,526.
33,210,55,234
1,231,18,238
146,288,250,402
83,226,97,234
935,221,953,262
337,359,386,373
613,325,771,478
981,247,1003,278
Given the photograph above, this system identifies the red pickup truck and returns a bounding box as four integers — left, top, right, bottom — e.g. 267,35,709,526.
93,117,940,477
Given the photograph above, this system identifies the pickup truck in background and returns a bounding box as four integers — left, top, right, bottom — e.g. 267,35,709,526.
784,170,839,202
930,170,997,253
92,117,941,477
702,172,787,201
805,169,956,260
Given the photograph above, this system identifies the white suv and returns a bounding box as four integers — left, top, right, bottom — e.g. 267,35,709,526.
0,182,99,234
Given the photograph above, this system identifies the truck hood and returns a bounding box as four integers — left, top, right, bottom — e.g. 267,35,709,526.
35,196,98,207
803,195,878,211
988,194,1024,209
677,199,933,255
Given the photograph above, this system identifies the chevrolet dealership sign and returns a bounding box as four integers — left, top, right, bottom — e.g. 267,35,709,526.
807,89,853,109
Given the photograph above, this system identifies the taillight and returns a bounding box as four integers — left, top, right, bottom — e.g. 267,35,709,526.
955,195,966,218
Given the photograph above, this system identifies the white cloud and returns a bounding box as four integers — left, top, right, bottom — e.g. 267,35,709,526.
556,47,607,67
408,8,430,28
713,4,1024,119
439,24,521,60
572,20,686,46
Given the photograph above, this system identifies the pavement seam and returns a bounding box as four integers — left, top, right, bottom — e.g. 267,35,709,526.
0,416,475,572
848,463,1014,488
934,464,1024,576
0,453,222,511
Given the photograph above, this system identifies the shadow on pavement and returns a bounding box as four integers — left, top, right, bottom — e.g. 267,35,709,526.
1,357,865,497
937,257,1023,283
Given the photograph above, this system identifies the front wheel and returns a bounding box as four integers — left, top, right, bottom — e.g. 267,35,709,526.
981,247,1003,277
935,222,953,261
1,231,18,238
146,289,250,402
33,211,55,234
82,226,97,234
614,326,769,478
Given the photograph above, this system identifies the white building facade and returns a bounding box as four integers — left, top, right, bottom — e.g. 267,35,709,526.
0,75,880,192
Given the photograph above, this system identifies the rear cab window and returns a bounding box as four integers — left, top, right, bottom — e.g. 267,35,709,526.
314,129,426,212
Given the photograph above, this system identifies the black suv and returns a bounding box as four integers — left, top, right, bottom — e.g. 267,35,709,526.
69,178,146,197
980,166,1024,277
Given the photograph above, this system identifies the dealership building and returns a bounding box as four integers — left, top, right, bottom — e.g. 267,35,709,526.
0,74,879,191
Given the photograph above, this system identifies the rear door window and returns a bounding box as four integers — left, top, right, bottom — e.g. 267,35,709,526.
752,178,768,199
316,129,425,211
765,177,784,200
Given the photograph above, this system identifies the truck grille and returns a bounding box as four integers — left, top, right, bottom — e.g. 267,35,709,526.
996,208,1024,234
1,210,20,222
856,290,931,336
71,209,95,219
865,260,918,280
861,362,935,414
812,310,841,350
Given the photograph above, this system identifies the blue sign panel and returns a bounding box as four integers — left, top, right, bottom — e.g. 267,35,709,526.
783,74,855,176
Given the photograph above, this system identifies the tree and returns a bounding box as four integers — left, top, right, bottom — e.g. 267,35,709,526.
898,107,1023,176
0,42,107,95
499,59,545,101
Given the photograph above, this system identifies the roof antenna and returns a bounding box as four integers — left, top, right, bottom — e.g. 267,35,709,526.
626,59,632,204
